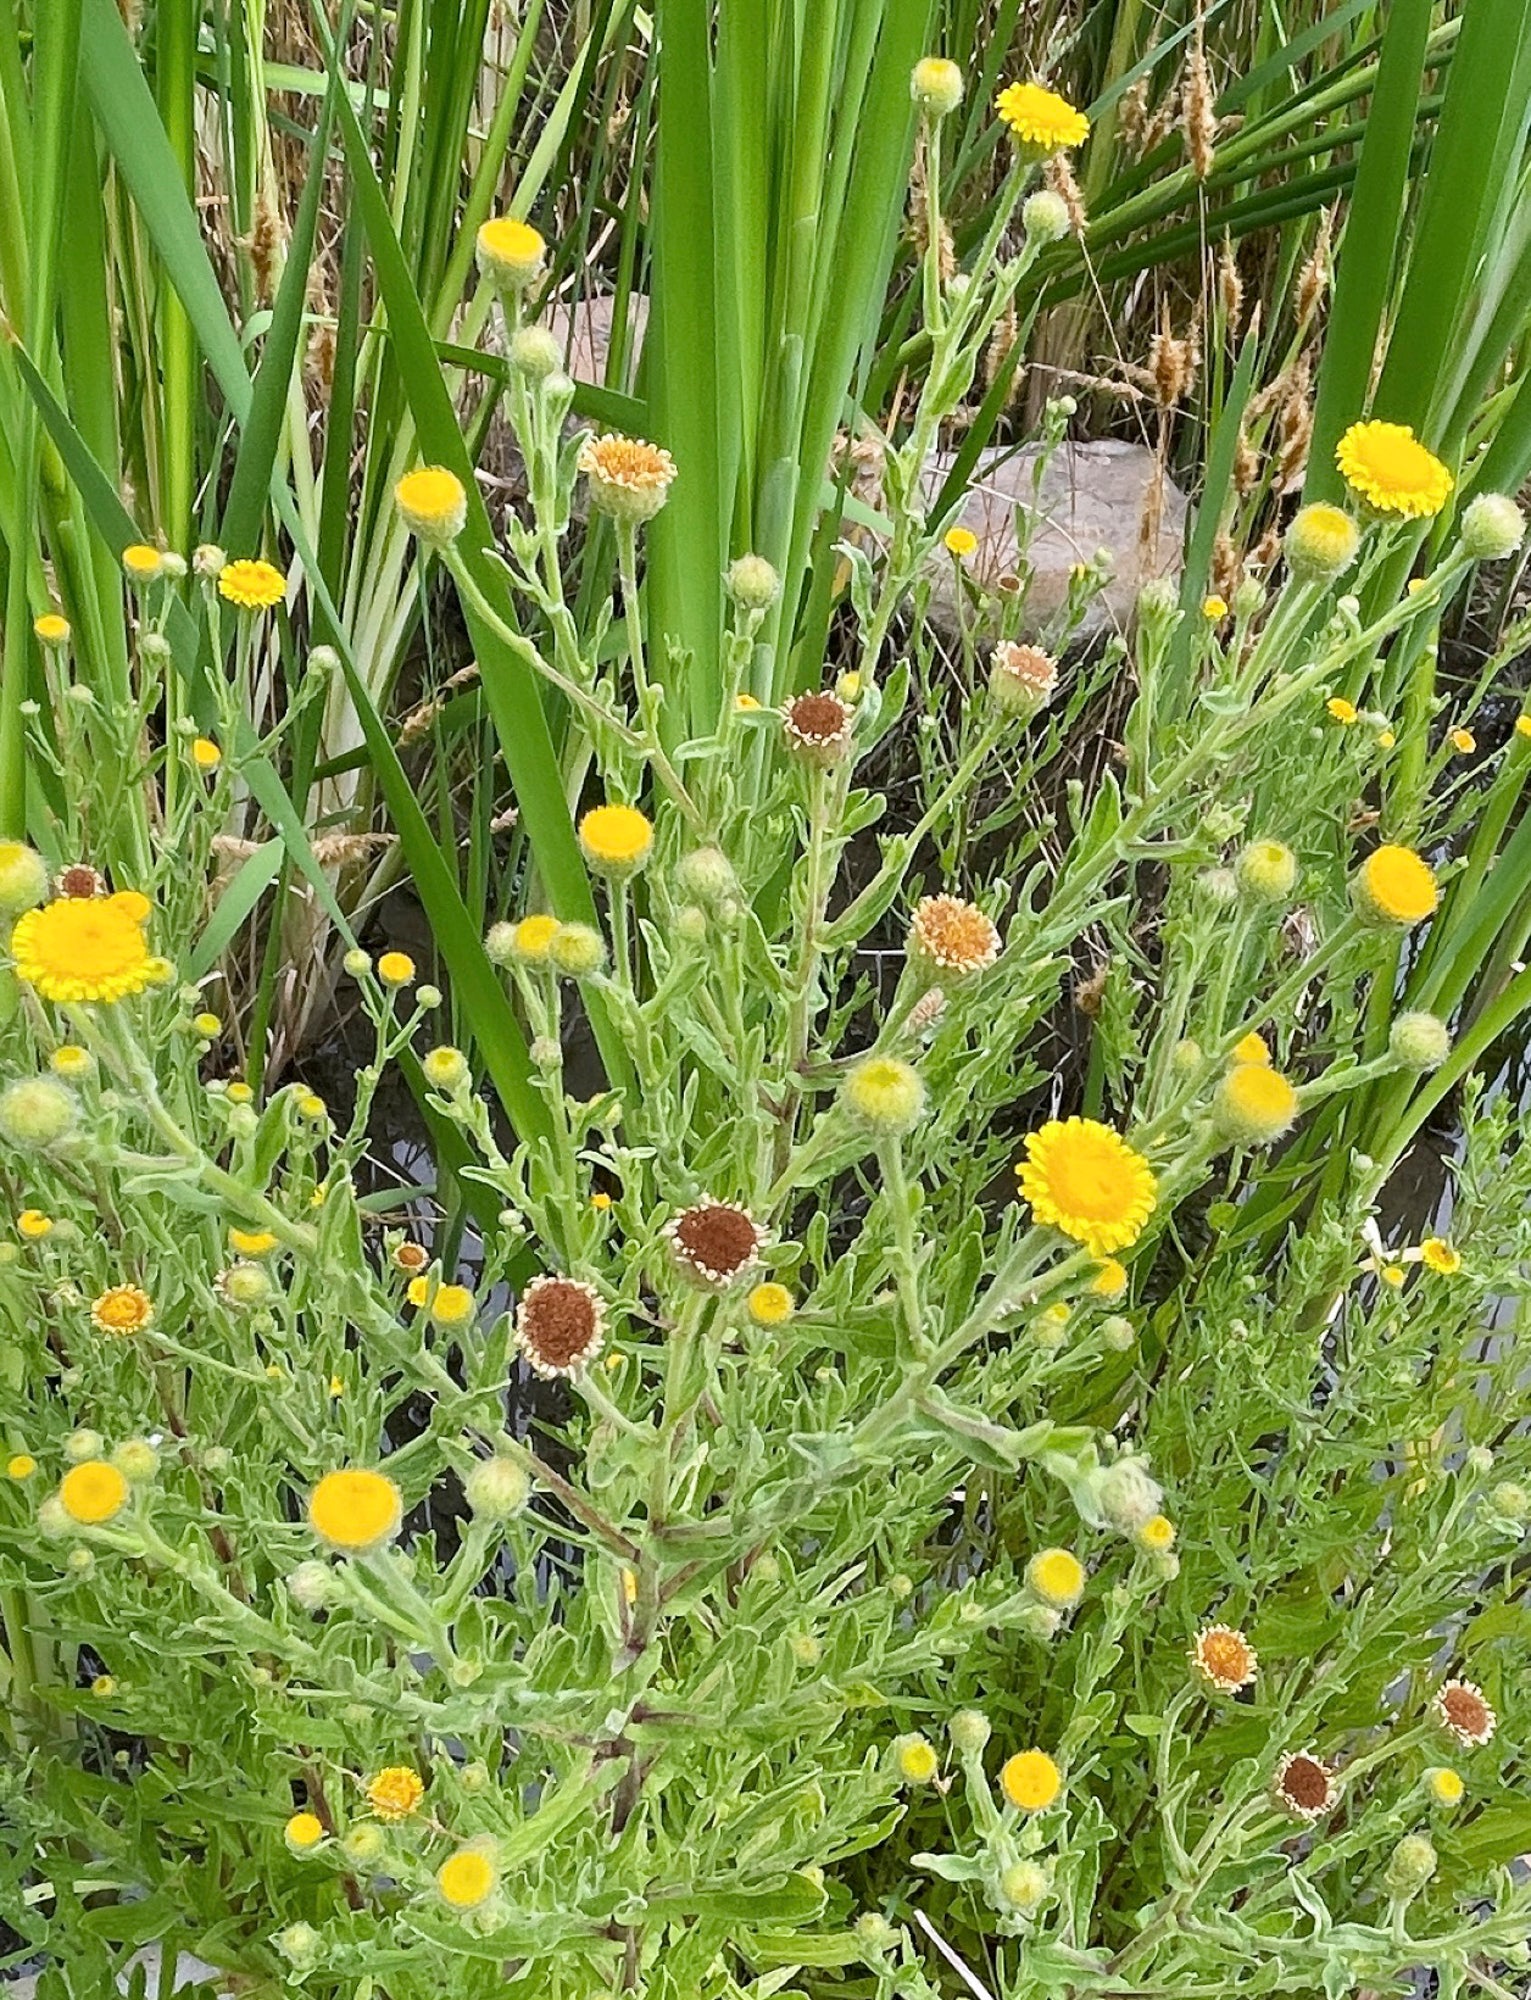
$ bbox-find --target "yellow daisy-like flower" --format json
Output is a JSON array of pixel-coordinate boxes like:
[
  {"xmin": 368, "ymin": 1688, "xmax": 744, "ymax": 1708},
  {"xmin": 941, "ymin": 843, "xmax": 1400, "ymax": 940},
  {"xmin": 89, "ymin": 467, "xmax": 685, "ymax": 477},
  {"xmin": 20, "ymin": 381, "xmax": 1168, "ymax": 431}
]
[
  {"xmin": 58, "ymin": 1459, "xmax": 130, "ymax": 1525},
  {"xmin": 476, "ymin": 215, "xmax": 547, "ymax": 291},
  {"xmin": 1232, "ymin": 1031, "xmax": 1270, "ymax": 1066},
  {"xmin": 1026, "ymin": 1547, "xmax": 1085, "ymax": 1609},
  {"xmin": 218, "ymin": 559, "xmax": 287, "ymax": 610},
  {"xmin": 437, "ymin": 1847, "xmax": 497, "ymax": 1911},
  {"xmin": 366, "ymin": 1766, "xmax": 425, "ymax": 1821},
  {"xmin": 228, "ymin": 1228, "xmax": 280, "ymax": 1258},
  {"xmin": 1326, "ymin": 697, "xmax": 1358, "ymax": 725},
  {"xmin": 577, "ymin": 433, "xmax": 678, "ymax": 525},
  {"xmin": 90, "ymin": 1284, "xmax": 154, "ymax": 1336},
  {"xmin": 747, "ymin": 1280, "xmax": 795, "ymax": 1327},
  {"xmin": 122, "ymin": 544, "xmax": 164, "ymax": 583},
  {"xmin": 395, "ymin": 467, "xmax": 468, "ymax": 546},
  {"xmin": 377, "ymin": 951, "xmax": 416, "ymax": 988},
  {"xmin": 1336, "ymin": 421, "xmax": 1454, "ymax": 520},
  {"xmin": 1000, "ymin": 1749, "xmax": 1062, "ymax": 1812},
  {"xmin": 1420, "ymin": 1237, "xmax": 1462, "ymax": 1275},
  {"xmin": 1016, "ymin": 1117, "xmax": 1157, "ymax": 1257},
  {"xmin": 17, "ymin": 1209, "xmax": 52, "ymax": 1240},
  {"xmin": 894, "ymin": 1733, "xmax": 940, "ymax": 1784},
  {"xmin": 1425, "ymin": 1766, "xmax": 1465, "ymax": 1808},
  {"xmin": 7, "ymin": 1454, "xmax": 38, "ymax": 1481},
  {"xmin": 1137, "ymin": 1514, "xmax": 1176, "ymax": 1553},
  {"xmin": 307, "ymin": 1467, "xmax": 402, "ymax": 1553},
  {"xmin": 1090, "ymin": 1257, "xmax": 1127, "ymax": 1298},
  {"xmin": 285, "ymin": 1810, "xmax": 325, "ymax": 1852},
  {"xmin": 191, "ymin": 737, "xmax": 222, "ymax": 772},
  {"xmin": 10, "ymin": 892, "xmax": 155, "ymax": 1005},
  {"xmin": 1353, "ymin": 844, "xmax": 1439, "ymax": 926},
  {"xmin": 994, "ymin": 80, "xmax": 1089, "ymax": 154},
  {"xmin": 34, "ymin": 613, "xmax": 71, "ymax": 647},
  {"xmin": 944, "ymin": 525, "xmax": 978, "ymax": 559},
  {"xmin": 1190, "ymin": 1622, "xmax": 1257, "ymax": 1694},
  {"xmin": 579, "ymin": 803, "xmax": 654, "ymax": 876}
]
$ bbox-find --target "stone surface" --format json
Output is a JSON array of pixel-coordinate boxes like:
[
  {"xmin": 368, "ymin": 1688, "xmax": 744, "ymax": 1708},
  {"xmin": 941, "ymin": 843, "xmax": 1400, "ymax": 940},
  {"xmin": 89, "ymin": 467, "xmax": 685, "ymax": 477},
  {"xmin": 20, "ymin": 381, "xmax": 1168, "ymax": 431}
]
[
  {"xmin": 543, "ymin": 290, "xmax": 648, "ymax": 386},
  {"xmin": 921, "ymin": 440, "xmax": 1187, "ymax": 635}
]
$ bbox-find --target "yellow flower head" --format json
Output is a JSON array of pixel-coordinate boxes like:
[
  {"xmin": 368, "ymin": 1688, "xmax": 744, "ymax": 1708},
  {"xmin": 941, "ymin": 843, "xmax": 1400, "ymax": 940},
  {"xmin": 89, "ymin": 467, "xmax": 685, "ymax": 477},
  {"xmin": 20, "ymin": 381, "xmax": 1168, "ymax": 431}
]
[
  {"xmin": 192, "ymin": 737, "xmax": 222, "ymax": 771},
  {"xmin": 1202, "ymin": 595, "xmax": 1228, "ymax": 621},
  {"xmin": 1212, "ymin": 1063, "xmax": 1299, "ymax": 1147},
  {"xmin": 577, "ymin": 433, "xmax": 678, "ymax": 525},
  {"xmin": 1425, "ymin": 1766, "xmax": 1465, "ymax": 1808},
  {"xmin": 377, "ymin": 950, "xmax": 416, "ymax": 987},
  {"xmin": 842, "ymin": 1055, "xmax": 927, "ymax": 1137},
  {"xmin": 894, "ymin": 1733, "xmax": 940, "ymax": 1784},
  {"xmin": 476, "ymin": 215, "xmax": 547, "ymax": 291},
  {"xmin": 50, "ymin": 1045, "xmax": 93, "ymax": 1079},
  {"xmin": 1016, "ymin": 1117, "xmax": 1157, "ymax": 1257},
  {"xmin": 1091, "ymin": 1257, "xmax": 1127, "ymax": 1298},
  {"xmin": 415, "ymin": 1281, "xmax": 475, "ymax": 1329},
  {"xmin": 1026, "ymin": 1547, "xmax": 1085, "ymax": 1610},
  {"xmin": 91, "ymin": 1284, "xmax": 154, "ymax": 1336},
  {"xmin": 1000, "ymin": 1749, "xmax": 1062, "ymax": 1812},
  {"xmin": 122, "ymin": 544, "xmax": 164, "ymax": 583},
  {"xmin": 736, "ymin": 693, "xmax": 762, "ymax": 711},
  {"xmin": 1190, "ymin": 1622, "xmax": 1257, "ymax": 1694},
  {"xmin": 911, "ymin": 57, "xmax": 964, "ymax": 118},
  {"xmin": 18, "ymin": 1209, "xmax": 52, "ymax": 1240},
  {"xmin": 228, "ymin": 1228, "xmax": 280, "ymax": 1258},
  {"xmin": 505, "ymin": 912, "xmax": 562, "ymax": 963},
  {"xmin": 7, "ymin": 1453, "xmax": 37, "ymax": 1481},
  {"xmin": 747, "ymin": 1280, "xmax": 795, "ymax": 1327},
  {"xmin": 1326, "ymin": 697, "xmax": 1359, "ymax": 725},
  {"xmin": 943, "ymin": 525, "xmax": 978, "ymax": 560},
  {"xmin": 437, "ymin": 1846, "xmax": 497, "ymax": 1911},
  {"xmin": 1336, "ymin": 421, "xmax": 1454, "ymax": 519},
  {"xmin": 285, "ymin": 1810, "xmax": 325, "ymax": 1852},
  {"xmin": 1137, "ymin": 1513, "xmax": 1176, "ymax": 1553},
  {"xmin": 0, "ymin": 842, "xmax": 48, "ymax": 914},
  {"xmin": 366, "ymin": 1766, "xmax": 425, "ymax": 1821},
  {"xmin": 217, "ymin": 559, "xmax": 287, "ymax": 610},
  {"xmin": 395, "ymin": 467, "xmax": 468, "ymax": 546},
  {"xmin": 995, "ymin": 81, "xmax": 1090, "ymax": 154},
  {"xmin": 307, "ymin": 1467, "xmax": 402, "ymax": 1553},
  {"xmin": 1286, "ymin": 502, "xmax": 1361, "ymax": 581},
  {"xmin": 579, "ymin": 803, "xmax": 654, "ymax": 876},
  {"xmin": 1353, "ymin": 844, "xmax": 1439, "ymax": 926},
  {"xmin": 34, "ymin": 613, "xmax": 71, "ymax": 647},
  {"xmin": 1420, "ymin": 1237, "xmax": 1462, "ymax": 1276},
  {"xmin": 58, "ymin": 1459, "xmax": 130, "ymax": 1526},
  {"xmin": 1449, "ymin": 727, "xmax": 1476, "ymax": 756},
  {"xmin": 1232, "ymin": 1031, "xmax": 1270, "ymax": 1066},
  {"xmin": 10, "ymin": 892, "xmax": 155, "ymax": 1005}
]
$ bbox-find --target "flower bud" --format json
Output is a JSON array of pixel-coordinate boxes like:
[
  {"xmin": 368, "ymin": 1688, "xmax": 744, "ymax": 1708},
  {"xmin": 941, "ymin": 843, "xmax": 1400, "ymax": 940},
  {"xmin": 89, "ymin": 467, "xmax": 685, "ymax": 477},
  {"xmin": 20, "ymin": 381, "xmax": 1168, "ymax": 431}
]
[
  {"xmin": 910, "ymin": 56, "xmax": 963, "ymax": 118},
  {"xmin": 111, "ymin": 1439, "xmax": 158, "ymax": 1482},
  {"xmin": 1234, "ymin": 839, "xmax": 1298, "ymax": 903},
  {"xmin": 998, "ymin": 1859, "xmax": 1049, "ymax": 1912},
  {"xmin": 1212, "ymin": 1064, "xmax": 1300, "ymax": 1147},
  {"xmin": 422, "ymin": 1045, "xmax": 469, "ymax": 1092},
  {"xmin": 0, "ymin": 842, "xmax": 48, "ymax": 913},
  {"xmin": 1459, "ymin": 493, "xmax": 1525, "ymax": 563},
  {"xmin": 464, "ymin": 1455, "xmax": 531, "ymax": 1520},
  {"xmin": 675, "ymin": 845, "xmax": 739, "ymax": 907},
  {"xmin": 508, "ymin": 325, "xmax": 562, "ymax": 380},
  {"xmin": 841, "ymin": 1055, "xmax": 926, "ymax": 1137},
  {"xmin": 1389, "ymin": 1010, "xmax": 1451, "ymax": 1071},
  {"xmin": 1285, "ymin": 503, "xmax": 1360, "ymax": 581},
  {"xmin": 1384, "ymin": 1833, "xmax": 1437, "ymax": 1899},
  {"xmin": 1194, "ymin": 866, "xmax": 1240, "ymax": 909},
  {"xmin": 549, "ymin": 922, "xmax": 607, "ymax": 978},
  {"xmin": 0, "ymin": 1078, "xmax": 78, "ymax": 1149},
  {"xmin": 948, "ymin": 1709, "xmax": 992, "ymax": 1755},
  {"xmin": 726, "ymin": 551, "xmax": 783, "ymax": 611},
  {"xmin": 286, "ymin": 1560, "xmax": 335, "ymax": 1612},
  {"xmin": 277, "ymin": 1923, "xmax": 323, "ymax": 1968},
  {"xmin": 894, "ymin": 1732, "xmax": 940, "ymax": 1783},
  {"xmin": 1022, "ymin": 190, "xmax": 1071, "ymax": 243},
  {"xmin": 988, "ymin": 642, "xmax": 1057, "ymax": 720}
]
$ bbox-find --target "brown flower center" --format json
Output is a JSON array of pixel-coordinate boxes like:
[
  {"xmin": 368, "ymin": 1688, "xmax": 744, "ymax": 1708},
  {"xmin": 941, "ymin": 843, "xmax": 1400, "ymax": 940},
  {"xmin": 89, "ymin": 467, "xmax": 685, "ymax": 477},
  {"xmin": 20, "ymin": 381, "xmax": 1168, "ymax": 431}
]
[
  {"xmin": 673, "ymin": 1203, "xmax": 759, "ymax": 1279},
  {"xmin": 1441, "ymin": 1683, "xmax": 1490, "ymax": 1736},
  {"xmin": 519, "ymin": 1279, "xmax": 600, "ymax": 1369},
  {"xmin": 1278, "ymin": 1754, "xmax": 1332, "ymax": 1812},
  {"xmin": 57, "ymin": 864, "xmax": 105, "ymax": 899},
  {"xmin": 786, "ymin": 693, "xmax": 851, "ymax": 743}
]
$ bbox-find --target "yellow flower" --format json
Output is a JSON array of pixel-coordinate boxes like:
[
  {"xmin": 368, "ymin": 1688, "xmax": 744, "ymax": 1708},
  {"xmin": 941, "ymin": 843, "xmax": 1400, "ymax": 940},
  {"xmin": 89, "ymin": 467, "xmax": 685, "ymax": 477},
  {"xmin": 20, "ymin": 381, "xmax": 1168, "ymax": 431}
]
[
  {"xmin": 1090, "ymin": 1258, "xmax": 1127, "ymax": 1299},
  {"xmin": 307, "ymin": 1467, "xmax": 402, "ymax": 1553},
  {"xmin": 410, "ymin": 1280, "xmax": 474, "ymax": 1328},
  {"xmin": 1420, "ymin": 1237, "xmax": 1462, "ymax": 1275},
  {"xmin": 907, "ymin": 895, "xmax": 1001, "ymax": 980},
  {"xmin": 58, "ymin": 1459, "xmax": 130, "ymax": 1525},
  {"xmin": 1377, "ymin": 728, "xmax": 1397, "ymax": 750},
  {"xmin": 895, "ymin": 1733, "xmax": 940, "ymax": 1784},
  {"xmin": 1137, "ymin": 1514, "xmax": 1176, "ymax": 1553},
  {"xmin": 1286, "ymin": 502, "xmax": 1360, "ymax": 580},
  {"xmin": 1425, "ymin": 1767, "xmax": 1465, "ymax": 1808},
  {"xmin": 366, "ymin": 1766, "xmax": 425, "ymax": 1821},
  {"xmin": 17, "ymin": 1209, "xmax": 52, "ymax": 1240},
  {"xmin": 91, "ymin": 1674, "xmax": 116, "ymax": 1697},
  {"xmin": 1232, "ymin": 1031, "xmax": 1270, "ymax": 1066},
  {"xmin": 1212, "ymin": 1063, "xmax": 1299, "ymax": 1147},
  {"xmin": 122, "ymin": 544, "xmax": 164, "ymax": 583},
  {"xmin": 1448, "ymin": 727, "xmax": 1475, "ymax": 755},
  {"xmin": 395, "ymin": 467, "xmax": 468, "ymax": 546},
  {"xmin": 328, "ymin": 1374, "xmax": 345, "ymax": 1399},
  {"xmin": 994, "ymin": 80, "xmax": 1089, "ymax": 153},
  {"xmin": 508, "ymin": 913, "xmax": 562, "ymax": 963},
  {"xmin": 736, "ymin": 693, "xmax": 762, "ymax": 711},
  {"xmin": 437, "ymin": 1847, "xmax": 497, "ymax": 1911},
  {"xmin": 285, "ymin": 1811, "xmax": 325, "ymax": 1852},
  {"xmin": 579, "ymin": 803, "xmax": 654, "ymax": 875},
  {"xmin": 34, "ymin": 613, "xmax": 71, "ymax": 647},
  {"xmin": 577, "ymin": 433, "xmax": 678, "ymax": 524},
  {"xmin": 10, "ymin": 892, "xmax": 155, "ymax": 1004},
  {"xmin": 589, "ymin": 1190, "xmax": 613, "ymax": 1211},
  {"xmin": 377, "ymin": 951, "xmax": 416, "ymax": 987},
  {"xmin": 1517, "ymin": 715, "xmax": 1531, "ymax": 740},
  {"xmin": 1190, "ymin": 1622, "xmax": 1257, "ymax": 1693},
  {"xmin": 747, "ymin": 1281, "xmax": 796, "ymax": 1327},
  {"xmin": 1026, "ymin": 1548, "xmax": 1085, "ymax": 1609},
  {"xmin": 7, "ymin": 1454, "xmax": 37, "ymax": 1481},
  {"xmin": 476, "ymin": 216, "xmax": 546, "ymax": 291},
  {"xmin": 1000, "ymin": 1749, "xmax": 1062, "ymax": 1812},
  {"xmin": 50, "ymin": 1045, "xmax": 92, "ymax": 1079},
  {"xmin": 1016, "ymin": 1118, "xmax": 1157, "ymax": 1257},
  {"xmin": 1201, "ymin": 595, "xmax": 1228, "ymax": 621},
  {"xmin": 90, "ymin": 1284, "xmax": 154, "ymax": 1336},
  {"xmin": 228, "ymin": 1228, "xmax": 280, "ymax": 1258},
  {"xmin": 1381, "ymin": 1262, "xmax": 1406, "ymax": 1287},
  {"xmin": 192, "ymin": 737, "xmax": 222, "ymax": 771},
  {"xmin": 842, "ymin": 1056, "xmax": 927, "ymax": 1136},
  {"xmin": 217, "ymin": 559, "xmax": 287, "ymax": 609},
  {"xmin": 1326, "ymin": 697, "xmax": 1359, "ymax": 725},
  {"xmin": 943, "ymin": 525, "xmax": 978, "ymax": 559},
  {"xmin": 225, "ymin": 1082, "xmax": 254, "ymax": 1106},
  {"xmin": 1353, "ymin": 844, "xmax": 1439, "ymax": 926},
  {"xmin": 1336, "ymin": 421, "xmax": 1454, "ymax": 519}
]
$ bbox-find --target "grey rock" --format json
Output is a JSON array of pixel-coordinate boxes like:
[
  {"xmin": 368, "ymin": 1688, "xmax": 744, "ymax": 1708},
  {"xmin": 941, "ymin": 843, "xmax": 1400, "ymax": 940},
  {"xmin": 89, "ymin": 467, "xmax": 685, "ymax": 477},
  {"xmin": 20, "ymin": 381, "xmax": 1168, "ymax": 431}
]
[{"xmin": 921, "ymin": 441, "xmax": 1187, "ymax": 636}]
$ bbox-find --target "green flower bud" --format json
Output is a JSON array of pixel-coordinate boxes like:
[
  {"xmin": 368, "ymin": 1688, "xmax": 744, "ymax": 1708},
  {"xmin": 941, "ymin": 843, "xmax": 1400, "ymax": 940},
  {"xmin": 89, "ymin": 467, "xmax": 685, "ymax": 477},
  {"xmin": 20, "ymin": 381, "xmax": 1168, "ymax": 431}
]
[
  {"xmin": 1389, "ymin": 1010, "xmax": 1451, "ymax": 1071},
  {"xmin": 1459, "ymin": 493, "xmax": 1525, "ymax": 563},
  {"xmin": 1022, "ymin": 189, "xmax": 1071, "ymax": 243},
  {"xmin": 1384, "ymin": 1833, "xmax": 1437, "ymax": 1899},
  {"xmin": 0, "ymin": 841, "xmax": 48, "ymax": 913},
  {"xmin": 509, "ymin": 325, "xmax": 562, "ymax": 380},
  {"xmin": 1234, "ymin": 839, "xmax": 1298, "ymax": 903},
  {"xmin": 0, "ymin": 1078, "xmax": 79, "ymax": 1148}
]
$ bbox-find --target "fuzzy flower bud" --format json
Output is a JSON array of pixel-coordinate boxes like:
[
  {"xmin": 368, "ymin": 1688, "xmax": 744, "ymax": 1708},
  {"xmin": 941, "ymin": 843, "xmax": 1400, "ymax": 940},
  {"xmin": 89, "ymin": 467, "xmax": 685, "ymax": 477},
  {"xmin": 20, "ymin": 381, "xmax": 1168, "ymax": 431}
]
[
  {"xmin": 549, "ymin": 922, "xmax": 607, "ymax": 978},
  {"xmin": 1285, "ymin": 503, "xmax": 1360, "ymax": 582},
  {"xmin": 1022, "ymin": 190, "xmax": 1071, "ymax": 243},
  {"xmin": 0, "ymin": 842, "xmax": 49, "ymax": 913},
  {"xmin": 911, "ymin": 57, "xmax": 964, "ymax": 118},
  {"xmin": 1384, "ymin": 1833, "xmax": 1437, "ymax": 1899},
  {"xmin": 675, "ymin": 846, "xmax": 739, "ymax": 907},
  {"xmin": 508, "ymin": 325, "xmax": 562, "ymax": 380},
  {"xmin": 1235, "ymin": 839, "xmax": 1298, "ymax": 903},
  {"xmin": 999, "ymin": 1859, "xmax": 1050, "ymax": 1912},
  {"xmin": 1212, "ymin": 1063, "xmax": 1300, "ymax": 1147},
  {"xmin": 726, "ymin": 552, "xmax": 782, "ymax": 611},
  {"xmin": 422, "ymin": 1046, "xmax": 469, "ymax": 1092},
  {"xmin": 276, "ymin": 1923, "xmax": 323, "ymax": 1968},
  {"xmin": 1459, "ymin": 493, "xmax": 1525, "ymax": 563},
  {"xmin": 948, "ymin": 1708, "xmax": 992, "ymax": 1755},
  {"xmin": 841, "ymin": 1055, "xmax": 927, "ymax": 1137},
  {"xmin": 0, "ymin": 1078, "xmax": 78, "ymax": 1149},
  {"xmin": 464, "ymin": 1455, "xmax": 531, "ymax": 1521},
  {"xmin": 1389, "ymin": 1010, "xmax": 1452, "ymax": 1071},
  {"xmin": 286, "ymin": 1560, "xmax": 335, "ymax": 1613},
  {"xmin": 893, "ymin": 1732, "xmax": 940, "ymax": 1784}
]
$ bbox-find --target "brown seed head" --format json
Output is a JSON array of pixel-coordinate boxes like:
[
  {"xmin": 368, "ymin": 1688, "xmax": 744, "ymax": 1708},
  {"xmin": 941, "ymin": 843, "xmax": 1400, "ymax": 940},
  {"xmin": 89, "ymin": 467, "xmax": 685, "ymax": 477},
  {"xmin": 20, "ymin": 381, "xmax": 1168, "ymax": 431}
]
[
  {"xmin": 1274, "ymin": 1750, "xmax": 1337, "ymax": 1820},
  {"xmin": 1434, "ymin": 1678, "xmax": 1496, "ymax": 1747},
  {"xmin": 783, "ymin": 692, "xmax": 855, "ymax": 768},
  {"xmin": 56, "ymin": 865, "xmax": 106, "ymax": 899},
  {"xmin": 667, "ymin": 1200, "xmax": 764, "ymax": 1287},
  {"xmin": 514, "ymin": 1275, "xmax": 606, "ymax": 1378}
]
